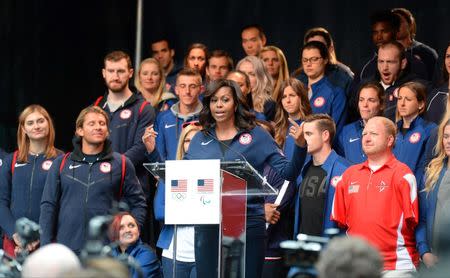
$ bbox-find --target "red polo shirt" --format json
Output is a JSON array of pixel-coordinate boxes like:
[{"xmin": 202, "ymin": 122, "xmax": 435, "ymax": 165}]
[{"xmin": 331, "ymin": 154, "xmax": 419, "ymax": 270}]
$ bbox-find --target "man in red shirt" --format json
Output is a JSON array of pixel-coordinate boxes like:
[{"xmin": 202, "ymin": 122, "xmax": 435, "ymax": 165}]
[{"xmin": 332, "ymin": 116, "xmax": 419, "ymax": 277}]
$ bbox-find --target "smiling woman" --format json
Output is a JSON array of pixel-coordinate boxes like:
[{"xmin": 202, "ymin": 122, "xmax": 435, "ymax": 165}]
[
  {"xmin": 134, "ymin": 58, "xmax": 177, "ymax": 113},
  {"xmin": 110, "ymin": 212, "xmax": 162, "ymax": 278},
  {"xmin": 0, "ymin": 104, "xmax": 61, "ymax": 257}
]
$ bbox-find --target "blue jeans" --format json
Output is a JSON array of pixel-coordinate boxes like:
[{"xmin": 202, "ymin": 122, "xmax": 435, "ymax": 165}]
[{"xmin": 162, "ymin": 256, "xmax": 196, "ymax": 278}]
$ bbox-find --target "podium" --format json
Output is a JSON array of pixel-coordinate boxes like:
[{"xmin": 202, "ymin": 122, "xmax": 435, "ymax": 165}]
[{"xmin": 144, "ymin": 160, "xmax": 277, "ymax": 278}]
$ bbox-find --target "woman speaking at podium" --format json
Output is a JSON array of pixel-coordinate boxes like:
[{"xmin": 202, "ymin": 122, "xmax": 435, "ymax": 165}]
[{"xmin": 184, "ymin": 79, "xmax": 307, "ymax": 278}]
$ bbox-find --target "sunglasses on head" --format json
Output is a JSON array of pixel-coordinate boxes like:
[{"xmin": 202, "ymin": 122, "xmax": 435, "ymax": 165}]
[{"xmin": 182, "ymin": 121, "xmax": 201, "ymax": 129}]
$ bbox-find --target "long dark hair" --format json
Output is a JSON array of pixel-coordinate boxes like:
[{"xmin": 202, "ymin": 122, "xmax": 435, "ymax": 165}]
[
  {"xmin": 274, "ymin": 78, "xmax": 312, "ymax": 148},
  {"xmin": 200, "ymin": 79, "xmax": 256, "ymax": 132}
]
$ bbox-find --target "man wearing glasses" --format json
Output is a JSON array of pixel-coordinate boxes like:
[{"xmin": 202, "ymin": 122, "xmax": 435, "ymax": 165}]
[{"xmin": 155, "ymin": 68, "xmax": 203, "ymax": 161}]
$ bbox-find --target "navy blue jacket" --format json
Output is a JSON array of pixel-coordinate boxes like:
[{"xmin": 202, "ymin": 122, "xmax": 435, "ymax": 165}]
[
  {"xmin": 408, "ymin": 40, "xmax": 438, "ymax": 83},
  {"xmin": 394, "ymin": 116, "xmax": 436, "ymax": 184},
  {"xmin": 425, "ymin": 84, "xmax": 449, "ymax": 125},
  {"xmin": 305, "ymin": 77, "xmax": 347, "ymax": 137},
  {"xmin": 297, "ymin": 63, "xmax": 354, "ymax": 97},
  {"xmin": 112, "ymin": 239, "xmax": 162, "ymax": 278},
  {"xmin": 416, "ymin": 162, "xmax": 446, "ymax": 257},
  {"xmin": 39, "ymin": 138, "xmax": 147, "ymax": 253},
  {"xmin": 294, "ymin": 150, "xmax": 349, "ymax": 237},
  {"xmin": 95, "ymin": 93, "xmax": 155, "ymax": 167},
  {"xmin": 0, "ymin": 153, "xmax": 61, "ymax": 237},
  {"xmin": 96, "ymin": 93, "xmax": 155, "ymax": 195},
  {"xmin": 155, "ymin": 102, "xmax": 202, "ymax": 161},
  {"xmin": 336, "ymin": 120, "xmax": 366, "ymax": 164},
  {"xmin": 0, "ymin": 148, "xmax": 7, "ymax": 162},
  {"xmin": 184, "ymin": 126, "xmax": 307, "ymax": 217}
]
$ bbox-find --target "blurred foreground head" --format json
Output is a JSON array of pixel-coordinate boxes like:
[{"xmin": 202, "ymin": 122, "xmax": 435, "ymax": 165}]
[
  {"xmin": 316, "ymin": 236, "xmax": 383, "ymax": 278},
  {"xmin": 22, "ymin": 243, "xmax": 81, "ymax": 278}
]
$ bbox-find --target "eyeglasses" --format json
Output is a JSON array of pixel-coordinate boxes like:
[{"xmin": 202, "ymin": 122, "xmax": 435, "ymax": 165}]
[
  {"xmin": 182, "ymin": 121, "xmax": 201, "ymax": 129},
  {"xmin": 177, "ymin": 84, "xmax": 201, "ymax": 90},
  {"xmin": 301, "ymin": 57, "xmax": 323, "ymax": 64}
]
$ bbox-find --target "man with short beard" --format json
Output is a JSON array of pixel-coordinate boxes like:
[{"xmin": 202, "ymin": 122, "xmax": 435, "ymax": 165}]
[
  {"xmin": 94, "ymin": 50, "xmax": 155, "ymax": 175},
  {"xmin": 94, "ymin": 50, "xmax": 156, "ymax": 244}
]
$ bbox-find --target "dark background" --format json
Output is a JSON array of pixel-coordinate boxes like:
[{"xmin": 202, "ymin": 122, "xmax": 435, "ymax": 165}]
[{"xmin": 1, "ymin": 0, "xmax": 449, "ymax": 152}]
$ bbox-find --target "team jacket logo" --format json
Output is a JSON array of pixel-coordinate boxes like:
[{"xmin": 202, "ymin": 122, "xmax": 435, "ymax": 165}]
[
  {"xmin": 376, "ymin": 180, "xmax": 389, "ymax": 192},
  {"xmin": 313, "ymin": 97, "xmax": 325, "ymax": 108},
  {"xmin": 14, "ymin": 162, "xmax": 27, "ymax": 167},
  {"xmin": 348, "ymin": 181, "xmax": 360, "ymax": 194},
  {"xmin": 69, "ymin": 164, "xmax": 82, "ymax": 170},
  {"xmin": 120, "ymin": 109, "xmax": 132, "ymax": 120},
  {"xmin": 393, "ymin": 88, "xmax": 399, "ymax": 98},
  {"xmin": 239, "ymin": 133, "xmax": 252, "ymax": 145},
  {"xmin": 331, "ymin": 176, "xmax": 341, "ymax": 187},
  {"xmin": 41, "ymin": 160, "xmax": 53, "ymax": 171},
  {"xmin": 0, "ymin": 159, "xmax": 2, "ymax": 167},
  {"xmin": 201, "ymin": 139, "xmax": 213, "ymax": 146},
  {"xmin": 409, "ymin": 132, "xmax": 421, "ymax": 144},
  {"xmin": 100, "ymin": 162, "xmax": 111, "ymax": 173}
]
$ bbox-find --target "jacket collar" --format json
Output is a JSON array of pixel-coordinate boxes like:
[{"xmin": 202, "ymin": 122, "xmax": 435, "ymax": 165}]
[
  {"xmin": 71, "ymin": 136, "xmax": 113, "ymax": 162},
  {"xmin": 98, "ymin": 90, "xmax": 140, "ymax": 110},
  {"xmin": 358, "ymin": 153, "xmax": 397, "ymax": 171},
  {"xmin": 170, "ymin": 101, "xmax": 203, "ymax": 120},
  {"xmin": 396, "ymin": 115, "xmax": 423, "ymax": 130},
  {"xmin": 303, "ymin": 149, "xmax": 339, "ymax": 172}
]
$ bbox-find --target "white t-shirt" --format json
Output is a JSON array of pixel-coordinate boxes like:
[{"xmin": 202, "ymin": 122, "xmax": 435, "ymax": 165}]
[{"xmin": 162, "ymin": 226, "xmax": 195, "ymax": 262}]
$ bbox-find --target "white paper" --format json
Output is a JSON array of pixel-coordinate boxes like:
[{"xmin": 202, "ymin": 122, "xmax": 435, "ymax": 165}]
[
  {"xmin": 165, "ymin": 159, "xmax": 221, "ymax": 224},
  {"xmin": 266, "ymin": 180, "xmax": 290, "ymax": 229}
]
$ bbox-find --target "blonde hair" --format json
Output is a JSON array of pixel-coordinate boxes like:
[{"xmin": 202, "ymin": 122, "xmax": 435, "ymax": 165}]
[
  {"xmin": 134, "ymin": 58, "xmax": 166, "ymax": 107},
  {"xmin": 175, "ymin": 124, "xmax": 202, "ymax": 160},
  {"xmin": 75, "ymin": 106, "xmax": 109, "ymax": 132},
  {"xmin": 260, "ymin": 46, "xmax": 290, "ymax": 101},
  {"xmin": 425, "ymin": 118, "xmax": 450, "ymax": 192},
  {"xmin": 17, "ymin": 105, "xmax": 58, "ymax": 162},
  {"xmin": 236, "ymin": 56, "xmax": 273, "ymax": 112}
]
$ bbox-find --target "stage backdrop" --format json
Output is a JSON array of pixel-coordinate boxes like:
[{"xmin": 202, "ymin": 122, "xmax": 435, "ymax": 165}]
[{"xmin": 1, "ymin": 0, "xmax": 449, "ymax": 151}]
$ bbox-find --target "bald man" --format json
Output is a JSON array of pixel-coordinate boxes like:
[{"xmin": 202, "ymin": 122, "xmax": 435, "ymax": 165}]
[
  {"xmin": 332, "ymin": 117, "xmax": 419, "ymax": 277},
  {"xmin": 22, "ymin": 243, "xmax": 81, "ymax": 278}
]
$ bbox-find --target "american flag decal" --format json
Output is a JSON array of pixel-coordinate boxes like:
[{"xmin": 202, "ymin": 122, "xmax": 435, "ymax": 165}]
[
  {"xmin": 171, "ymin": 179, "xmax": 187, "ymax": 192},
  {"xmin": 197, "ymin": 179, "xmax": 214, "ymax": 193}
]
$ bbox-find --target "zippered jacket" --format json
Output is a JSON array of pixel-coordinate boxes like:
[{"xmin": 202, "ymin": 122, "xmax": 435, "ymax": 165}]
[{"xmin": 40, "ymin": 137, "xmax": 147, "ymax": 253}]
